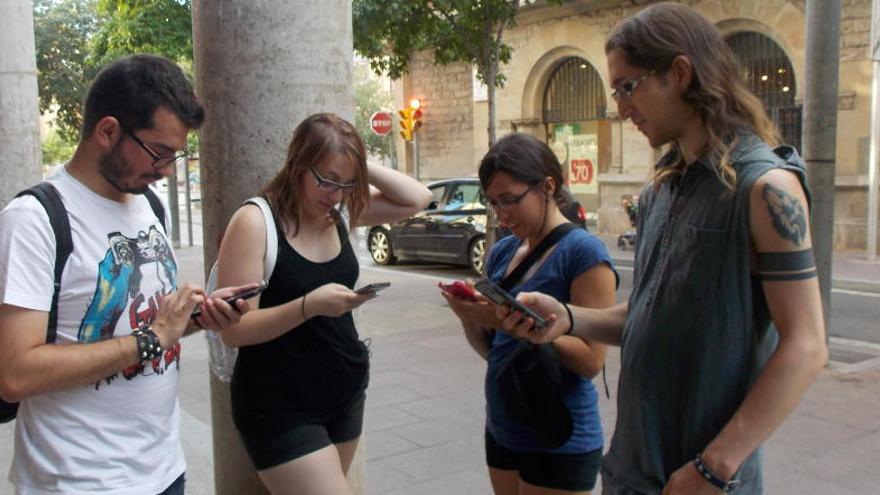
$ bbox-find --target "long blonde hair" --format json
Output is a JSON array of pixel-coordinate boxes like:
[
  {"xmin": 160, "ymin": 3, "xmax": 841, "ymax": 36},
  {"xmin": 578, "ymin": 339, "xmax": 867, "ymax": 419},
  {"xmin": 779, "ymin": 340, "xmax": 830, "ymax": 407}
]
[
  {"xmin": 605, "ymin": 2, "xmax": 779, "ymax": 188},
  {"xmin": 262, "ymin": 113, "xmax": 370, "ymax": 235}
]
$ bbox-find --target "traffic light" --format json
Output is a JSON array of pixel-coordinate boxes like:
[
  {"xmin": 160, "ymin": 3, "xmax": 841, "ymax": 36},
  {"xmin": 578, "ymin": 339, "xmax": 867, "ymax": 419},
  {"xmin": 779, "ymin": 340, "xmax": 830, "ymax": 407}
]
[
  {"xmin": 398, "ymin": 99, "xmax": 423, "ymax": 142},
  {"xmin": 398, "ymin": 107, "xmax": 415, "ymax": 141}
]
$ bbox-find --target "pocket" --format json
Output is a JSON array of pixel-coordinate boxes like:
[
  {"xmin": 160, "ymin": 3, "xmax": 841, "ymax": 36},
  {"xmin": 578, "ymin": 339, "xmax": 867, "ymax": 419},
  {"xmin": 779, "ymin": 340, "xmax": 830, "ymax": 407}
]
[{"xmin": 669, "ymin": 224, "xmax": 729, "ymax": 297}]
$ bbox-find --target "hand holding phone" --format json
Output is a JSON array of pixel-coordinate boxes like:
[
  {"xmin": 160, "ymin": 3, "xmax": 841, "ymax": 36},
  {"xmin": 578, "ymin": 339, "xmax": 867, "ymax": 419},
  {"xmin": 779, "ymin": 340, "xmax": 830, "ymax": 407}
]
[
  {"xmin": 355, "ymin": 282, "xmax": 391, "ymax": 295},
  {"xmin": 192, "ymin": 280, "xmax": 268, "ymax": 319},
  {"xmin": 474, "ymin": 279, "xmax": 548, "ymax": 329},
  {"xmin": 438, "ymin": 281, "xmax": 478, "ymax": 301}
]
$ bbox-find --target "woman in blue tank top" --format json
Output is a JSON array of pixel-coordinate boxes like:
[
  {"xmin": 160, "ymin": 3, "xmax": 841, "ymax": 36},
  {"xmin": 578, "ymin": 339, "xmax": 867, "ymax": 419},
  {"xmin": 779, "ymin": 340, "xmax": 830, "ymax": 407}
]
[
  {"xmin": 441, "ymin": 133, "xmax": 618, "ymax": 494},
  {"xmin": 212, "ymin": 113, "xmax": 432, "ymax": 494}
]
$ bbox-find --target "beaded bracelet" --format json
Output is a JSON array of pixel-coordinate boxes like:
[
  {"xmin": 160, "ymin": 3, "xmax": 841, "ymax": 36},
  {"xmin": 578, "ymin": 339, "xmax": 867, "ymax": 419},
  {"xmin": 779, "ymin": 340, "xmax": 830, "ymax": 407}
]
[{"xmin": 693, "ymin": 453, "xmax": 741, "ymax": 492}]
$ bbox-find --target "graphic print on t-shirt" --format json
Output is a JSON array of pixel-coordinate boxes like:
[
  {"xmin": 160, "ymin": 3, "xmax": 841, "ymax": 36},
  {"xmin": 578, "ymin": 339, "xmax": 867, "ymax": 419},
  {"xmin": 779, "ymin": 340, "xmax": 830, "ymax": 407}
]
[{"xmin": 77, "ymin": 225, "xmax": 181, "ymax": 386}]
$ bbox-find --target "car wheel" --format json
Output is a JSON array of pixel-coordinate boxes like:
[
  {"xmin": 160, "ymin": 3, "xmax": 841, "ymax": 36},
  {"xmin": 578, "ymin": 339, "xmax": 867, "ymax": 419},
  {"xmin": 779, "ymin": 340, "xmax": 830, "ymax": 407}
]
[
  {"xmin": 469, "ymin": 235, "xmax": 486, "ymax": 274},
  {"xmin": 368, "ymin": 228, "xmax": 397, "ymax": 265},
  {"xmin": 617, "ymin": 236, "xmax": 627, "ymax": 251}
]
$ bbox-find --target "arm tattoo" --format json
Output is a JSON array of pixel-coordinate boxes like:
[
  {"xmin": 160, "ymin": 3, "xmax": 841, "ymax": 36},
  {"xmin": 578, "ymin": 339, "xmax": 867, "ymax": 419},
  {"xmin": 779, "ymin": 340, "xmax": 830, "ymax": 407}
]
[
  {"xmin": 762, "ymin": 183, "xmax": 807, "ymax": 246},
  {"xmin": 757, "ymin": 248, "xmax": 817, "ymax": 281}
]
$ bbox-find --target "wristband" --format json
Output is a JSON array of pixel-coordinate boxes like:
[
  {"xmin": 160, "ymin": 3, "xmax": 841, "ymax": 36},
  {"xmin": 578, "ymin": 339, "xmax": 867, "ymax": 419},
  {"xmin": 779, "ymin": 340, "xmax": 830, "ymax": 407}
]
[
  {"xmin": 693, "ymin": 453, "xmax": 741, "ymax": 492},
  {"xmin": 132, "ymin": 326, "xmax": 163, "ymax": 363},
  {"xmin": 562, "ymin": 303, "xmax": 574, "ymax": 335}
]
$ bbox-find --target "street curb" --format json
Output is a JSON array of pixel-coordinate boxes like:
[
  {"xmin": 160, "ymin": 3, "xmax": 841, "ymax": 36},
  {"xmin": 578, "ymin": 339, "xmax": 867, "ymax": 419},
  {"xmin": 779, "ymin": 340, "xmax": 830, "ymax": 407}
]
[
  {"xmin": 610, "ymin": 256, "xmax": 880, "ymax": 294},
  {"xmin": 833, "ymin": 278, "xmax": 880, "ymax": 294}
]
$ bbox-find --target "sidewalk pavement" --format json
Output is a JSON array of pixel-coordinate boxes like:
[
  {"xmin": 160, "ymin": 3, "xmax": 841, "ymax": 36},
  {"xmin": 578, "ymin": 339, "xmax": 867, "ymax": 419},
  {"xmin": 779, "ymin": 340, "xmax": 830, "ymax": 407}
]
[{"xmin": 1, "ymin": 238, "xmax": 878, "ymax": 494}]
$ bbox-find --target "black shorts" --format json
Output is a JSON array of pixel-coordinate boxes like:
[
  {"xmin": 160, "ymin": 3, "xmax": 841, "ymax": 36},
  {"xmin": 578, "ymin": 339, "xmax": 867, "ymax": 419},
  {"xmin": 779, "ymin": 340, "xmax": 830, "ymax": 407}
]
[
  {"xmin": 485, "ymin": 429, "xmax": 602, "ymax": 491},
  {"xmin": 239, "ymin": 393, "xmax": 366, "ymax": 471}
]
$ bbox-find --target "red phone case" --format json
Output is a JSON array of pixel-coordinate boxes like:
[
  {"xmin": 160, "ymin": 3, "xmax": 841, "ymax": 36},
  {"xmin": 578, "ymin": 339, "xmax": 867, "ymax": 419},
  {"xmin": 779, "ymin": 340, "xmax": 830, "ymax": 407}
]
[{"xmin": 438, "ymin": 281, "xmax": 477, "ymax": 301}]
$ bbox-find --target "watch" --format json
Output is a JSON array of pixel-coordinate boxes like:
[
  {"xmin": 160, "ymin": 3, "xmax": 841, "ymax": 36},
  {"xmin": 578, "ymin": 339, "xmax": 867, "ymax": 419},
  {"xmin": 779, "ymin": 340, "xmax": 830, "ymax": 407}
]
[
  {"xmin": 693, "ymin": 453, "xmax": 741, "ymax": 492},
  {"xmin": 132, "ymin": 326, "xmax": 163, "ymax": 363}
]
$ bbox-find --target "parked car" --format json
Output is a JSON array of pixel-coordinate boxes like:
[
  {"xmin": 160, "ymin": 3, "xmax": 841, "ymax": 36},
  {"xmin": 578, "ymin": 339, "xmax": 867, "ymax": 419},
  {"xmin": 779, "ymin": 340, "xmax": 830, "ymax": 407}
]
[{"xmin": 367, "ymin": 178, "xmax": 588, "ymax": 274}]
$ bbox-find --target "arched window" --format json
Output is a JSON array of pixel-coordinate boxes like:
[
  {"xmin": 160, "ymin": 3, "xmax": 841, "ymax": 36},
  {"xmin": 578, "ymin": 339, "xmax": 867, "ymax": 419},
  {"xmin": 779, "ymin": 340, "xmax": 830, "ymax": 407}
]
[
  {"xmin": 727, "ymin": 32, "xmax": 801, "ymax": 150},
  {"xmin": 543, "ymin": 57, "xmax": 606, "ymax": 123}
]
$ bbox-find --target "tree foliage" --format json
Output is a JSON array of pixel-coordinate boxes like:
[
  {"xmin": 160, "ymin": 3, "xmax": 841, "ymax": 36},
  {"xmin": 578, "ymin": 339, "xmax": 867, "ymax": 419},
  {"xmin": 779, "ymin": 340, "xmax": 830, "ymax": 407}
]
[
  {"xmin": 353, "ymin": 0, "xmax": 562, "ymax": 145},
  {"xmin": 354, "ymin": 63, "xmax": 393, "ymax": 160},
  {"xmin": 33, "ymin": 0, "xmax": 99, "ymax": 141},
  {"xmin": 33, "ymin": 0, "xmax": 194, "ymax": 140},
  {"xmin": 91, "ymin": 0, "xmax": 193, "ymax": 65}
]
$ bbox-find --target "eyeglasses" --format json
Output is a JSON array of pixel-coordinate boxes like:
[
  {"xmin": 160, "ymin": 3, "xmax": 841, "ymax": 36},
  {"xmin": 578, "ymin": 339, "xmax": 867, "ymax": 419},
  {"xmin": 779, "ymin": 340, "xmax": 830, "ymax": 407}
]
[
  {"xmin": 124, "ymin": 130, "xmax": 188, "ymax": 169},
  {"xmin": 485, "ymin": 187, "xmax": 533, "ymax": 212},
  {"xmin": 611, "ymin": 70, "xmax": 656, "ymax": 102},
  {"xmin": 310, "ymin": 167, "xmax": 357, "ymax": 193}
]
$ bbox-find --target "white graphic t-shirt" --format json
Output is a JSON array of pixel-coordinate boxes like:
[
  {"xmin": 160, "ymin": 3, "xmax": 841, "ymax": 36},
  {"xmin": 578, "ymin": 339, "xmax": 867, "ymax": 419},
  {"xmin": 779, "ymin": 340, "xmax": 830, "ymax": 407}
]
[{"xmin": 0, "ymin": 168, "xmax": 185, "ymax": 494}]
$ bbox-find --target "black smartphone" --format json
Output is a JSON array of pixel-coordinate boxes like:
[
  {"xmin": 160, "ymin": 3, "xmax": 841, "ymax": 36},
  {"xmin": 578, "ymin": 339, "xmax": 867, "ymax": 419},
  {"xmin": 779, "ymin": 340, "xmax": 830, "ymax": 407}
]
[
  {"xmin": 355, "ymin": 282, "xmax": 391, "ymax": 295},
  {"xmin": 191, "ymin": 280, "xmax": 268, "ymax": 318},
  {"xmin": 473, "ymin": 279, "xmax": 548, "ymax": 329}
]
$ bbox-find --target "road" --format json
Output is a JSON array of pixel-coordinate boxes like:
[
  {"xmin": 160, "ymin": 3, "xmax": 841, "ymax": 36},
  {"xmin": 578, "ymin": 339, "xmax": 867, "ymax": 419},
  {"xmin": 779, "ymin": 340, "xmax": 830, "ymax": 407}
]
[{"xmin": 352, "ymin": 237, "xmax": 880, "ymax": 346}]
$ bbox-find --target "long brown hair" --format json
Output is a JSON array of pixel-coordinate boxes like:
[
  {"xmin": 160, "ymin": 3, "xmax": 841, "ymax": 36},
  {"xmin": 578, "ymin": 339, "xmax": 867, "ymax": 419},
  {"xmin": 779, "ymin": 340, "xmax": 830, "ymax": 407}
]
[
  {"xmin": 261, "ymin": 113, "xmax": 369, "ymax": 235},
  {"xmin": 605, "ymin": 2, "xmax": 779, "ymax": 188}
]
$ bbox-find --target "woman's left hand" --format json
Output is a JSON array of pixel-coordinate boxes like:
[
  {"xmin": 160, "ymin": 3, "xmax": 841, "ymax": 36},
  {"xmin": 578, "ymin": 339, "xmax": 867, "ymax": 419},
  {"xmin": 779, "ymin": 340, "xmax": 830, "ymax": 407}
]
[{"xmin": 440, "ymin": 287, "xmax": 499, "ymax": 329}]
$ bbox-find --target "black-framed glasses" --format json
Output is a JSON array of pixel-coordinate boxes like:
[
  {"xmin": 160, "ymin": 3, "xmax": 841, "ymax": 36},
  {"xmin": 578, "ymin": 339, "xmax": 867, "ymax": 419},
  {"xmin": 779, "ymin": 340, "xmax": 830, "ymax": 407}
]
[
  {"xmin": 485, "ymin": 187, "xmax": 533, "ymax": 212},
  {"xmin": 611, "ymin": 70, "xmax": 656, "ymax": 102},
  {"xmin": 124, "ymin": 130, "xmax": 188, "ymax": 169},
  {"xmin": 310, "ymin": 167, "xmax": 357, "ymax": 193}
]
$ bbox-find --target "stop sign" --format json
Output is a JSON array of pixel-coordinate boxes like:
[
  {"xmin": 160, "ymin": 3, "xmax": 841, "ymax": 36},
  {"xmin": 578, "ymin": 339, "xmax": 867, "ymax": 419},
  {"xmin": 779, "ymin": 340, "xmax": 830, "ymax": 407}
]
[{"xmin": 370, "ymin": 111, "xmax": 393, "ymax": 136}]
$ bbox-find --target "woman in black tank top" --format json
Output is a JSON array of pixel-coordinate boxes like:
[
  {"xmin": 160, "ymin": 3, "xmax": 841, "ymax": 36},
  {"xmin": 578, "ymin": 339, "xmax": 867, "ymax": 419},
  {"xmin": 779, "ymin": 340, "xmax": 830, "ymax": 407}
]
[{"xmin": 211, "ymin": 113, "xmax": 432, "ymax": 494}]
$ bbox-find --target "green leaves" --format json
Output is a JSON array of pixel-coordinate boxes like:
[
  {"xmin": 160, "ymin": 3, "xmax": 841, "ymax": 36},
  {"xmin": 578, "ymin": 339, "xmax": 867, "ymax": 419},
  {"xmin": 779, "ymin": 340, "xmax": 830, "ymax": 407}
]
[
  {"xmin": 33, "ymin": 0, "xmax": 194, "ymax": 140},
  {"xmin": 353, "ymin": 0, "xmax": 543, "ymax": 84}
]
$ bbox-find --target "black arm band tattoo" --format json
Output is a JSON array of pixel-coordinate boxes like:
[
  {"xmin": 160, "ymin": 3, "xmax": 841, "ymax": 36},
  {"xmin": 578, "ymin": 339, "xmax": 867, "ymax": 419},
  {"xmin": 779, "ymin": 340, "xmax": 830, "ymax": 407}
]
[
  {"xmin": 760, "ymin": 270, "xmax": 818, "ymax": 281},
  {"xmin": 757, "ymin": 248, "xmax": 817, "ymax": 281},
  {"xmin": 757, "ymin": 249, "xmax": 816, "ymax": 272},
  {"xmin": 762, "ymin": 183, "xmax": 807, "ymax": 246}
]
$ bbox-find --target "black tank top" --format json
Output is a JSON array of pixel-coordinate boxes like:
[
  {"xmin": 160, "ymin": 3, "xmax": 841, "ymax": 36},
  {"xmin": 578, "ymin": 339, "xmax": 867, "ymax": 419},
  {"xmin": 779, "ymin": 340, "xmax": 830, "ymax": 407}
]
[{"xmin": 230, "ymin": 212, "xmax": 368, "ymax": 437}]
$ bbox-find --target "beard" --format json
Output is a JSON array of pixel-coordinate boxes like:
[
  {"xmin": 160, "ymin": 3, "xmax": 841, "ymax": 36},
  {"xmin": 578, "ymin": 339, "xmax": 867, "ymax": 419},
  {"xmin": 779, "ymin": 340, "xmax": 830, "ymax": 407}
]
[{"xmin": 99, "ymin": 144, "xmax": 161, "ymax": 194}]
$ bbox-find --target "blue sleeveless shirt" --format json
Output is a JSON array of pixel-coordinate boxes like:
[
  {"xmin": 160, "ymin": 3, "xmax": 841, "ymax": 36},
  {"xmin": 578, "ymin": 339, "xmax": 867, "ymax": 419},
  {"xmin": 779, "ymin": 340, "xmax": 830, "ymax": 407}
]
[{"xmin": 485, "ymin": 228, "xmax": 616, "ymax": 453}]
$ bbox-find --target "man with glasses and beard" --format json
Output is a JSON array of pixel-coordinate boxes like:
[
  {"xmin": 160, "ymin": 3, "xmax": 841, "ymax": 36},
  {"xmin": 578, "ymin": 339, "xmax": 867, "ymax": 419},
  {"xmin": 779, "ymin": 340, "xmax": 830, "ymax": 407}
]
[
  {"xmin": 496, "ymin": 4, "xmax": 827, "ymax": 494},
  {"xmin": 0, "ymin": 54, "xmax": 252, "ymax": 494}
]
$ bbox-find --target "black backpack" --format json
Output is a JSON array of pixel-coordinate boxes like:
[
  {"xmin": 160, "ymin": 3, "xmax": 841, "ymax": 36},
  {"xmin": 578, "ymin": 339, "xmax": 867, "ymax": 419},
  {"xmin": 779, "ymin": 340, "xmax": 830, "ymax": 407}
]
[{"xmin": 0, "ymin": 183, "xmax": 165, "ymax": 423}]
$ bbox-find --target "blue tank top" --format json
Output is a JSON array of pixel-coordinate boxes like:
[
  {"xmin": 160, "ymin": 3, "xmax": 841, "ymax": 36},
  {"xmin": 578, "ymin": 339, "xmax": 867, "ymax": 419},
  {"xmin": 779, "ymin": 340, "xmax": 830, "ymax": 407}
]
[{"xmin": 484, "ymin": 228, "xmax": 616, "ymax": 453}]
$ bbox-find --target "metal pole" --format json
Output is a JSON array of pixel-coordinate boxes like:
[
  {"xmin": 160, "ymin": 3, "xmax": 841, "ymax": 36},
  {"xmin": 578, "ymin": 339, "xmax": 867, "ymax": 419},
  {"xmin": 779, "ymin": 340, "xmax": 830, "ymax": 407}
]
[
  {"xmin": 868, "ymin": 0, "xmax": 880, "ymax": 261},
  {"xmin": 413, "ymin": 134, "xmax": 420, "ymax": 180},
  {"xmin": 803, "ymin": 0, "xmax": 841, "ymax": 333},
  {"xmin": 184, "ymin": 157, "xmax": 193, "ymax": 247}
]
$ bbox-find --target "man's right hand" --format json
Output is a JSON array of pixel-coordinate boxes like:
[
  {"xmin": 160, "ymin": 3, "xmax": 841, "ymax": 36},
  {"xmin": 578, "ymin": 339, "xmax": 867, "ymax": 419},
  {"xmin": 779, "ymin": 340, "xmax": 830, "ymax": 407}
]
[
  {"xmin": 496, "ymin": 291, "xmax": 570, "ymax": 344},
  {"xmin": 150, "ymin": 284, "xmax": 205, "ymax": 349}
]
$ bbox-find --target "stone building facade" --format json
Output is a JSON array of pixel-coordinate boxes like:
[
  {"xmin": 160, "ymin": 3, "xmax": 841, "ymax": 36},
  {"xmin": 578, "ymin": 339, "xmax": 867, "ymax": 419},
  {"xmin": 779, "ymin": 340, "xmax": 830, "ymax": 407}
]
[{"xmin": 393, "ymin": 0, "xmax": 877, "ymax": 251}]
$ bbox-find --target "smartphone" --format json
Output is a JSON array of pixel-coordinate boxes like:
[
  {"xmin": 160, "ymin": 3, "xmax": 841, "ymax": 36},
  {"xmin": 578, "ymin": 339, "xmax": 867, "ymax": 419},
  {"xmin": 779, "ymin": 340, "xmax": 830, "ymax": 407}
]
[
  {"xmin": 191, "ymin": 280, "xmax": 268, "ymax": 318},
  {"xmin": 355, "ymin": 282, "xmax": 391, "ymax": 295},
  {"xmin": 438, "ymin": 280, "xmax": 477, "ymax": 301},
  {"xmin": 473, "ymin": 279, "xmax": 548, "ymax": 329}
]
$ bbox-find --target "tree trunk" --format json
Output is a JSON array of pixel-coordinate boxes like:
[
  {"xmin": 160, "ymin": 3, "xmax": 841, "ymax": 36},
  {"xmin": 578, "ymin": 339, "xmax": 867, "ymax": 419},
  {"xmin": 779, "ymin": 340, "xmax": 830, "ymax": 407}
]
[
  {"xmin": 192, "ymin": 1, "xmax": 362, "ymax": 493},
  {"xmin": 0, "ymin": 0, "xmax": 41, "ymax": 205}
]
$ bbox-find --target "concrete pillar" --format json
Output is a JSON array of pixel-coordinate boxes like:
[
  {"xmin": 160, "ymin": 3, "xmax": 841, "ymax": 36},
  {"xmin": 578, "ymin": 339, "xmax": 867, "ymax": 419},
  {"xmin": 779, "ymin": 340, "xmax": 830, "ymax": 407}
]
[
  {"xmin": 803, "ymin": 0, "xmax": 841, "ymax": 334},
  {"xmin": 192, "ymin": 1, "xmax": 361, "ymax": 494},
  {"xmin": 0, "ymin": 0, "xmax": 42, "ymax": 205}
]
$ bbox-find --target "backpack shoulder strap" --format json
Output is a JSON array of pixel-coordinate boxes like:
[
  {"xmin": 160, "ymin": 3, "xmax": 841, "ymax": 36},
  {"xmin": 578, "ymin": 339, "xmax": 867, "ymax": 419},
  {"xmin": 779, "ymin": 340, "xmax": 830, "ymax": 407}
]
[
  {"xmin": 244, "ymin": 197, "xmax": 278, "ymax": 279},
  {"xmin": 142, "ymin": 188, "xmax": 167, "ymax": 232},
  {"xmin": 15, "ymin": 183, "xmax": 73, "ymax": 343}
]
